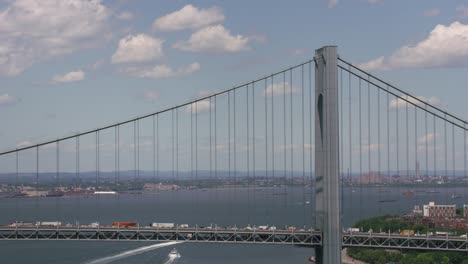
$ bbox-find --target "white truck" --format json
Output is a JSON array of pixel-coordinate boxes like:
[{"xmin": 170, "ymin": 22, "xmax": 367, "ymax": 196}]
[
  {"xmin": 151, "ymin": 223, "xmax": 175, "ymax": 228},
  {"xmin": 36, "ymin": 221, "xmax": 62, "ymax": 227}
]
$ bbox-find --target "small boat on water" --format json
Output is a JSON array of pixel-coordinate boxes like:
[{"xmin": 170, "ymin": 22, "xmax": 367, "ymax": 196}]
[
  {"xmin": 402, "ymin": 191, "xmax": 414, "ymax": 196},
  {"xmin": 451, "ymin": 194, "xmax": 461, "ymax": 199},
  {"xmin": 378, "ymin": 199, "xmax": 397, "ymax": 203},
  {"xmin": 168, "ymin": 248, "xmax": 181, "ymax": 259}
]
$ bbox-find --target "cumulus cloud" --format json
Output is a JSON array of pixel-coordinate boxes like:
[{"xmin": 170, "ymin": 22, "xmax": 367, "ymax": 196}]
[
  {"xmin": 116, "ymin": 11, "xmax": 133, "ymax": 20},
  {"xmin": 153, "ymin": 4, "xmax": 224, "ymax": 32},
  {"xmin": 173, "ymin": 25, "xmax": 249, "ymax": 53},
  {"xmin": 263, "ymin": 82, "xmax": 299, "ymax": 96},
  {"xmin": 111, "ymin": 34, "xmax": 163, "ymax": 64},
  {"xmin": 52, "ymin": 70, "xmax": 85, "ymax": 83},
  {"xmin": 0, "ymin": 0, "xmax": 110, "ymax": 76},
  {"xmin": 360, "ymin": 22, "xmax": 468, "ymax": 70},
  {"xmin": 418, "ymin": 133, "xmax": 438, "ymax": 144},
  {"xmin": 423, "ymin": 8, "xmax": 440, "ymax": 17},
  {"xmin": 0, "ymin": 94, "xmax": 16, "ymax": 106},
  {"xmin": 125, "ymin": 63, "xmax": 200, "ymax": 79},
  {"xmin": 186, "ymin": 100, "xmax": 213, "ymax": 114},
  {"xmin": 389, "ymin": 95, "xmax": 442, "ymax": 109}
]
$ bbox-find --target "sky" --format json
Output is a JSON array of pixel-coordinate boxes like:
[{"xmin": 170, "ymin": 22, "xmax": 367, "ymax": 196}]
[{"xmin": 1, "ymin": 0, "xmax": 468, "ymax": 174}]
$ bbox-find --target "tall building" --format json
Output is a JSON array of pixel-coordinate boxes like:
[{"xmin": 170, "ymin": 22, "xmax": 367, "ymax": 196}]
[{"xmin": 423, "ymin": 202, "xmax": 456, "ymax": 219}]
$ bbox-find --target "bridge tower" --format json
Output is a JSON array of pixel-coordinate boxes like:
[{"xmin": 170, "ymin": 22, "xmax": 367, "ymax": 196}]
[{"xmin": 314, "ymin": 46, "xmax": 342, "ymax": 264}]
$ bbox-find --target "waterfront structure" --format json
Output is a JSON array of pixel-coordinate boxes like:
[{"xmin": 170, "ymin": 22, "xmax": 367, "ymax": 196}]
[{"xmin": 423, "ymin": 202, "xmax": 456, "ymax": 219}]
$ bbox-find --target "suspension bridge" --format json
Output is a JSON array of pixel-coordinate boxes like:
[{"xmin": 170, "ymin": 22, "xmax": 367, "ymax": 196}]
[{"xmin": 1, "ymin": 46, "xmax": 468, "ymax": 263}]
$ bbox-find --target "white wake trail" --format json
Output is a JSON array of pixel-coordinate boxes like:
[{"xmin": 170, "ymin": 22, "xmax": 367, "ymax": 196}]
[{"xmin": 85, "ymin": 241, "xmax": 183, "ymax": 264}]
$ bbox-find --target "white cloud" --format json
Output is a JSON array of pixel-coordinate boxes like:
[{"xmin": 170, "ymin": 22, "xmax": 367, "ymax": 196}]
[
  {"xmin": 328, "ymin": 0, "xmax": 338, "ymax": 8},
  {"xmin": 359, "ymin": 22, "xmax": 468, "ymax": 70},
  {"xmin": 264, "ymin": 82, "xmax": 299, "ymax": 96},
  {"xmin": 173, "ymin": 25, "xmax": 249, "ymax": 53},
  {"xmin": 186, "ymin": 99, "xmax": 213, "ymax": 114},
  {"xmin": 423, "ymin": 8, "xmax": 440, "ymax": 17},
  {"xmin": 116, "ymin": 11, "xmax": 133, "ymax": 20},
  {"xmin": 111, "ymin": 34, "xmax": 163, "ymax": 64},
  {"xmin": 389, "ymin": 95, "xmax": 442, "ymax": 109},
  {"xmin": 456, "ymin": 5, "xmax": 468, "ymax": 19},
  {"xmin": 125, "ymin": 62, "xmax": 200, "ymax": 79},
  {"xmin": 418, "ymin": 133, "xmax": 438, "ymax": 144},
  {"xmin": 0, "ymin": 0, "xmax": 110, "ymax": 76},
  {"xmin": 53, "ymin": 70, "xmax": 85, "ymax": 83},
  {"xmin": 153, "ymin": 4, "xmax": 224, "ymax": 32},
  {"xmin": 0, "ymin": 93, "xmax": 16, "ymax": 106},
  {"xmin": 144, "ymin": 90, "xmax": 159, "ymax": 102}
]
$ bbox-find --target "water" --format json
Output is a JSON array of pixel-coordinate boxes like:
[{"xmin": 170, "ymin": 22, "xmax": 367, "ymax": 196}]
[{"xmin": 0, "ymin": 186, "xmax": 466, "ymax": 263}]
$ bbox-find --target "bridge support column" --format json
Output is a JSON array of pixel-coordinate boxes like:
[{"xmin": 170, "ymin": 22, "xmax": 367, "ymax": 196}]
[{"xmin": 314, "ymin": 46, "xmax": 341, "ymax": 264}]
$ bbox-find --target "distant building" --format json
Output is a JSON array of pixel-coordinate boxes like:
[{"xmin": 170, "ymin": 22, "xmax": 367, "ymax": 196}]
[
  {"xmin": 423, "ymin": 202, "xmax": 456, "ymax": 219},
  {"xmin": 412, "ymin": 205, "xmax": 422, "ymax": 215},
  {"xmin": 464, "ymin": 205, "xmax": 468, "ymax": 219}
]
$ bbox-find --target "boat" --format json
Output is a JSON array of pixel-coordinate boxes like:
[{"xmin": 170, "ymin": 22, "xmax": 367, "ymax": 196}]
[
  {"xmin": 45, "ymin": 190, "xmax": 65, "ymax": 197},
  {"xmin": 402, "ymin": 191, "xmax": 414, "ymax": 196},
  {"xmin": 378, "ymin": 199, "xmax": 397, "ymax": 203},
  {"xmin": 426, "ymin": 190, "xmax": 440, "ymax": 193},
  {"xmin": 451, "ymin": 194, "xmax": 461, "ymax": 199},
  {"xmin": 168, "ymin": 248, "xmax": 181, "ymax": 259}
]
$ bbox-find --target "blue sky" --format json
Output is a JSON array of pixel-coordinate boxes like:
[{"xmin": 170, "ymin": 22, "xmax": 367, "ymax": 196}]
[{"xmin": 1, "ymin": 0, "xmax": 468, "ymax": 173}]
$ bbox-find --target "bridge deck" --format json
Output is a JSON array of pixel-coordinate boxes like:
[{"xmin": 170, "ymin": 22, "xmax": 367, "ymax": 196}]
[{"xmin": 1, "ymin": 227, "xmax": 468, "ymax": 252}]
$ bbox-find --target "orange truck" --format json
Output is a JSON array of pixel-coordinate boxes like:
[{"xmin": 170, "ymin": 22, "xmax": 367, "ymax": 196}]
[
  {"xmin": 400, "ymin": 230, "xmax": 415, "ymax": 235},
  {"xmin": 112, "ymin": 222, "xmax": 137, "ymax": 227}
]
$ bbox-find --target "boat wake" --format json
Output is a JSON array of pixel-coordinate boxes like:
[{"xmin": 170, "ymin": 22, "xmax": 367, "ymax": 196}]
[{"xmin": 85, "ymin": 241, "xmax": 183, "ymax": 264}]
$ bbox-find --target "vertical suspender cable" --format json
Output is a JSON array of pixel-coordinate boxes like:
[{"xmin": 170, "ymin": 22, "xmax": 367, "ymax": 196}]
[
  {"xmin": 152, "ymin": 116, "xmax": 156, "ymax": 198},
  {"xmin": 234, "ymin": 89, "xmax": 237, "ymax": 210},
  {"xmin": 425, "ymin": 109, "xmax": 429, "ymax": 180},
  {"xmin": 348, "ymin": 68, "xmax": 353, "ymax": 223},
  {"xmin": 386, "ymin": 85, "xmax": 390, "ymax": 201},
  {"xmin": 377, "ymin": 79, "xmax": 381, "ymax": 214},
  {"xmin": 283, "ymin": 72, "xmax": 287, "ymax": 211},
  {"xmin": 247, "ymin": 84, "xmax": 250, "ymax": 225},
  {"xmin": 302, "ymin": 65, "xmax": 306, "ymax": 227},
  {"xmin": 264, "ymin": 78, "xmax": 268, "ymax": 223},
  {"xmin": 156, "ymin": 116, "xmax": 159, "ymax": 190},
  {"xmin": 464, "ymin": 123, "xmax": 467, "ymax": 200},
  {"xmin": 228, "ymin": 91, "xmax": 233, "ymax": 224},
  {"xmin": 289, "ymin": 68, "xmax": 293, "ymax": 224},
  {"xmin": 36, "ymin": 146, "xmax": 39, "ymax": 222},
  {"xmin": 445, "ymin": 114, "xmax": 448, "ymax": 184},
  {"xmin": 56, "ymin": 141, "xmax": 60, "ymax": 221},
  {"xmin": 76, "ymin": 137, "xmax": 80, "ymax": 224},
  {"xmin": 415, "ymin": 107, "xmax": 418, "ymax": 181},
  {"xmin": 15, "ymin": 151, "xmax": 19, "ymax": 222},
  {"xmin": 433, "ymin": 117, "xmax": 436, "ymax": 179},
  {"xmin": 339, "ymin": 68, "xmax": 343, "ymax": 227},
  {"xmin": 452, "ymin": 124, "xmax": 455, "ymax": 186},
  {"xmin": 406, "ymin": 102, "xmax": 409, "ymax": 181},
  {"xmin": 367, "ymin": 76, "xmax": 371, "ymax": 215},
  {"xmin": 359, "ymin": 78, "xmax": 362, "ymax": 218},
  {"xmin": 252, "ymin": 82, "xmax": 256, "ymax": 226},
  {"xmin": 215, "ymin": 96, "xmax": 218, "ymax": 214},
  {"xmin": 309, "ymin": 61, "xmax": 314, "ymax": 227}
]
